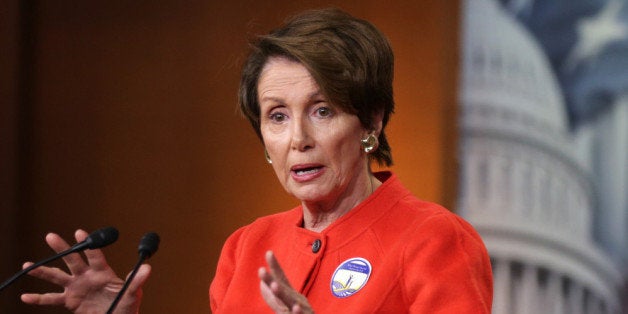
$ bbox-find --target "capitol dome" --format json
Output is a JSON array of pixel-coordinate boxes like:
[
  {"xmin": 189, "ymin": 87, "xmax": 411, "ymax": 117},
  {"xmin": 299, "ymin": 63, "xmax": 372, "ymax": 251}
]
[
  {"xmin": 461, "ymin": 0, "xmax": 568, "ymax": 133},
  {"xmin": 458, "ymin": 0, "xmax": 623, "ymax": 313}
]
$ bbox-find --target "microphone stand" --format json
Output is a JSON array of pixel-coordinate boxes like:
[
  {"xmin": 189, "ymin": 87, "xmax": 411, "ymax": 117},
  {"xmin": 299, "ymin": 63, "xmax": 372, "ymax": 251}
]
[
  {"xmin": 106, "ymin": 257, "xmax": 145, "ymax": 314},
  {"xmin": 106, "ymin": 232, "xmax": 159, "ymax": 314},
  {"xmin": 0, "ymin": 227, "xmax": 118, "ymax": 292},
  {"xmin": 1, "ymin": 248, "xmax": 80, "ymax": 291}
]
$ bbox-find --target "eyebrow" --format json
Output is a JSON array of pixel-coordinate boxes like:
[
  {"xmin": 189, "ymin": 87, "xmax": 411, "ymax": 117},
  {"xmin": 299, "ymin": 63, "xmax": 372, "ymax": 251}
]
[
  {"xmin": 259, "ymin": 90, "xmax": 325, "ymax": 104},
  {"xmin": 259, "ymin": 96, "xmax": 285, "ymax": 106}
]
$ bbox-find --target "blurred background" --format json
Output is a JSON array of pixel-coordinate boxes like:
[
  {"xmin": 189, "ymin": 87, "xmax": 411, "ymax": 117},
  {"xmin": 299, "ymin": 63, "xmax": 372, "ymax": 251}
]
[
  {"xmin": 458, "ymin": 0, "xmax": 627, "ymax": 313},
  {"xmin": 1, "ymin": 1, "xmax": 459, "ymax": 313},
  {"xmin": 1, "ymin": 0, "xmax": 626, "ymax": 313}
]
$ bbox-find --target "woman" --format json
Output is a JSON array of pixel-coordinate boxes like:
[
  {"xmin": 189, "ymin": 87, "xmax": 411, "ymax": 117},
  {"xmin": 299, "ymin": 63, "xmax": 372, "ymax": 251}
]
[
  {"xmin": 211, "ymin": 8, "xmax": 492, "ymax": 313},
  {"xmin": 20, "ymin": 8, "xmax": 492, "ymax": 314}
]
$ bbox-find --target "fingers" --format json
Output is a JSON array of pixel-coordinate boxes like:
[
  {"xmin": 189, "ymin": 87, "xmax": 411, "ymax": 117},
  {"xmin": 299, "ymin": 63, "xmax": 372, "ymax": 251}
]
[
  {"xmin": 291, "ymin": 304, "xmax": 305, "ymax": 314},
  {"xmin": 259, "ymin": 271, "xmax": 290, "ymax": 312},
  {"xmin": 46, "ymin": 231, "xmax": 87, "ymax": 275},
  {"xmin": 259, "ymin": 251, "xmax": 314, "ymax": 314},
  {"xmin": 45, "ymin": 232, "xmax": 71, "ymax": 255},
  {"xmin": 77, "ymin": 229, "xmax": 110, "ymax": 271},
  {"xmin": 113, "ymin": 264, "xmax": 151, "ymax": 312},
  {"xmin": 127, "ymin": 264, "xmax": 152, "ymax": 293},
  {"xmin": 74, "ymin": 229, "xmax": 89, "ymax": 243},
  {"xmin": 22, "ymin": 262, "xmax": 71, "ymax": 287},
  {"xmin": 265, "ymin": 251, "xmax": 288, "ymax": 281},
  {"xmin": 21, "ymin": 292, "xmax": 65, "ymax": 306},
  {"xmin": 82, "ymin": 247, "xmax": 109, "ymax": 271},
  {"xmin": 268, "ymin": 278, "xmax": 296, "ymax": 310},
  {"xmin": 259, "ymin": 252, "xmax": 289, "ymax": 298},
  {"xmin": 258, "ymin": 265, "xmax": 273, "ymax": 286}
]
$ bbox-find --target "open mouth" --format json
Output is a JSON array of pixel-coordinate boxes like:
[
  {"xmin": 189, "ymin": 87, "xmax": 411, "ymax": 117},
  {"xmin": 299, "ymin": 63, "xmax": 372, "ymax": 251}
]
[
  {"xmin": 291, "ymin": 164, "xmax": 324, "ymax": 177},
  {"xmin": 294, "ymin": 167, "xmax": 322, "ymax": 176}
]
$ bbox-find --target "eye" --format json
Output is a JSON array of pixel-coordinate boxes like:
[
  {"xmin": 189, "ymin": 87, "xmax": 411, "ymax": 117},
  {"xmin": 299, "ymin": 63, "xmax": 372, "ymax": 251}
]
[
  {"xmin": 269, "ymin": 112, "xmax": 287, "ymax": 123},
  {"xmin": 315, "ymin": 106, "xmax": 332, "ymax": 118}
]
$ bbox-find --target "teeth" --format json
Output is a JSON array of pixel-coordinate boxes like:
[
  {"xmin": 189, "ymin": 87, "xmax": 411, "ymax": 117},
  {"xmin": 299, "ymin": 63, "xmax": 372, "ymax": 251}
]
[{"xmin": 296, "ymin": 168, "xmax": 318, "ymax": 175}]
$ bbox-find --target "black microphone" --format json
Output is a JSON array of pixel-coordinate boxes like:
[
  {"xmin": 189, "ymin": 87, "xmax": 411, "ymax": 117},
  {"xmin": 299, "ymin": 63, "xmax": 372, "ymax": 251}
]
[
  {"xmin": 138, "ymin": 232, "xmax": 160, "ymax": 259},
  {"xmin": 107, "ymin": 232, "xmax": 160, "ymax": 314},
  {"xmin": 0, "ymin": 226, "xmax": 119, "ymax": 292}
]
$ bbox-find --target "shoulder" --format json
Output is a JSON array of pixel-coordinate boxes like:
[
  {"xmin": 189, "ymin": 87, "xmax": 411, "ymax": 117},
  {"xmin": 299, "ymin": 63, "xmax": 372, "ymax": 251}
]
[
  {"xmin": 369, "ymin": 172, "xmax": 485, "ymax": 248},
  {"xmin": 391, "ymin": 196, "xmax": 487, "ymax": 254},
  {"xmin": 374, "ymin": 191, "xmax": 456, "ymax": 232},
  {"xmin": 413, "ymin": 202, "xmax": 482, "ymax": 243},
  {"xmin": 384, "ymin": 201, "xmax": 493, "ymax": 312}
]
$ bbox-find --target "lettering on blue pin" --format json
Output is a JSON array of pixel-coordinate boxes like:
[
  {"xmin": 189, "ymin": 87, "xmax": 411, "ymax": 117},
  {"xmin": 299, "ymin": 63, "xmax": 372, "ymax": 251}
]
[{"xmin": 330, "ymin": 257, "xmax": 372, "ymax": 298}]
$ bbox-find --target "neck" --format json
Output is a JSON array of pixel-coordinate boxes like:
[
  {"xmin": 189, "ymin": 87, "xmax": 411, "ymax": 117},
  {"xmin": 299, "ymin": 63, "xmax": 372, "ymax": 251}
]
[{"xmin": 301, "ymin": 170, "xmax": 382, "ymax": 232}]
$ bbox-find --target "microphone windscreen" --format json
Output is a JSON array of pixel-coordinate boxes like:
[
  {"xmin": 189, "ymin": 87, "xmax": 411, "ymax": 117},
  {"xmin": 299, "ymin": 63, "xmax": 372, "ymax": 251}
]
[
  {"xmin": 85, "ymin": 227, "xmax": 119, "ymax": 249},
  {"xmin": 138, "ymin": 232, "xmax": 160, "ymax": 259}
]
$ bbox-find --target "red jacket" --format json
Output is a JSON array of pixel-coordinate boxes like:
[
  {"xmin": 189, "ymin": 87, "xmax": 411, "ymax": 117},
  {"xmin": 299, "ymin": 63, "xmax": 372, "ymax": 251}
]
[{"xmin": 210, "ymin": 172, "xmax": 493, "ymax": 313}]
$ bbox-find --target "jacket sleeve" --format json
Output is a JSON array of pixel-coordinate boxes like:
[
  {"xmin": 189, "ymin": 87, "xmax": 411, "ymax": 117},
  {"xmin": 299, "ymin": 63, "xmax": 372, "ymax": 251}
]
[{"xmin": 404, "ymin": 213, "xmax": 493, "ymax": 313}]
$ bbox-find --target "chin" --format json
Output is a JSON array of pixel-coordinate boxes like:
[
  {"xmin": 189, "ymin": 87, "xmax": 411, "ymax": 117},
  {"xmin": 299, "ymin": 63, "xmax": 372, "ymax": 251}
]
[{"xmin": 290, "ymin": 186, "xmax": 330, "ymax": 204}]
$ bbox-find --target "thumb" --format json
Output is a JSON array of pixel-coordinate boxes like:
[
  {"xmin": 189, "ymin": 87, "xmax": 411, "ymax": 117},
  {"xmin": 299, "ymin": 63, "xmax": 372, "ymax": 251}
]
[
  {"xmin": 113, "ymin": 264, "xmax": 152, "ymax": 313},
  {"xmin": 127, "ymin": 264, "xmax": 152, "ymax": 293}
]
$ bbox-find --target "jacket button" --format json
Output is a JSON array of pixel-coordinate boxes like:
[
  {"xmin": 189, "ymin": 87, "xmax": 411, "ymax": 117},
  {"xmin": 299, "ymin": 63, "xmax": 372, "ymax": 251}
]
[{"xmin": 312, "ymin": 239, "xmax": 322, "ymax": 253}]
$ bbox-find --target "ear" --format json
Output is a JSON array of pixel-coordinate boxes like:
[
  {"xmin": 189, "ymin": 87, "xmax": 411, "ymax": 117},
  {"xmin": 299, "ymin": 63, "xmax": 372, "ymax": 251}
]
[{"xmin": 372, "ymin": 110, "xmax": 384, "ymax": 136}]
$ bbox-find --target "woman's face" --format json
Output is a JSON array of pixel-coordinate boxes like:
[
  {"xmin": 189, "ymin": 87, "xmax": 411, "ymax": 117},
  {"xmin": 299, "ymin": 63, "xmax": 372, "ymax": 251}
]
[{"xmin": 258, "ymin": 57, "xmax": 370, "ymax": 206}]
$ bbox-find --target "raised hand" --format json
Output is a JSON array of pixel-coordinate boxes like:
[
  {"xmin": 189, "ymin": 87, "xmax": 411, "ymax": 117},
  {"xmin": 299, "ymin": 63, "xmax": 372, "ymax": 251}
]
[
  {"xmin": 20, "ymin": 229, "xmax": 151, "ymax": 314},
  {"xmin": 258, "ymin": 250, "xmax": 314, "ymax": 314}
]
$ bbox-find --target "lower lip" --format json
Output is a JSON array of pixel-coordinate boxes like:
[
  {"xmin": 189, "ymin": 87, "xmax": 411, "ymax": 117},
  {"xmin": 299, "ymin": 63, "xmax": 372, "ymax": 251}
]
[{"xmin": 291, "ymin": 167, "xmax": 325, "ymax": 183}]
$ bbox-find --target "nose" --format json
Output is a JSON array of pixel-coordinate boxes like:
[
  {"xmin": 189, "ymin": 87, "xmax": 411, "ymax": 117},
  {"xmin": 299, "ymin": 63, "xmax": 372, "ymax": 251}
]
[{"xmin": 290, "ymin": 116, "xmax": 314, "ymax": 151}]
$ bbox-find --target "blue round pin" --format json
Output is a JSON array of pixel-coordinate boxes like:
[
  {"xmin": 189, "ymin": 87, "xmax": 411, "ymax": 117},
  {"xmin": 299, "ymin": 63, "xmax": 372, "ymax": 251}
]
[{"xmin": 330, "ymin": 257, "xmax": 372, "ymax": 298}]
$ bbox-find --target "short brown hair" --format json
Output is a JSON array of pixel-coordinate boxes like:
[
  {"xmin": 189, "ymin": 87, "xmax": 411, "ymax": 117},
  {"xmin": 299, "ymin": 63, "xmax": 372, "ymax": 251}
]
[{"xmin": 239, "ymin": 8, "xmax": 394, "ymax": 166}]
